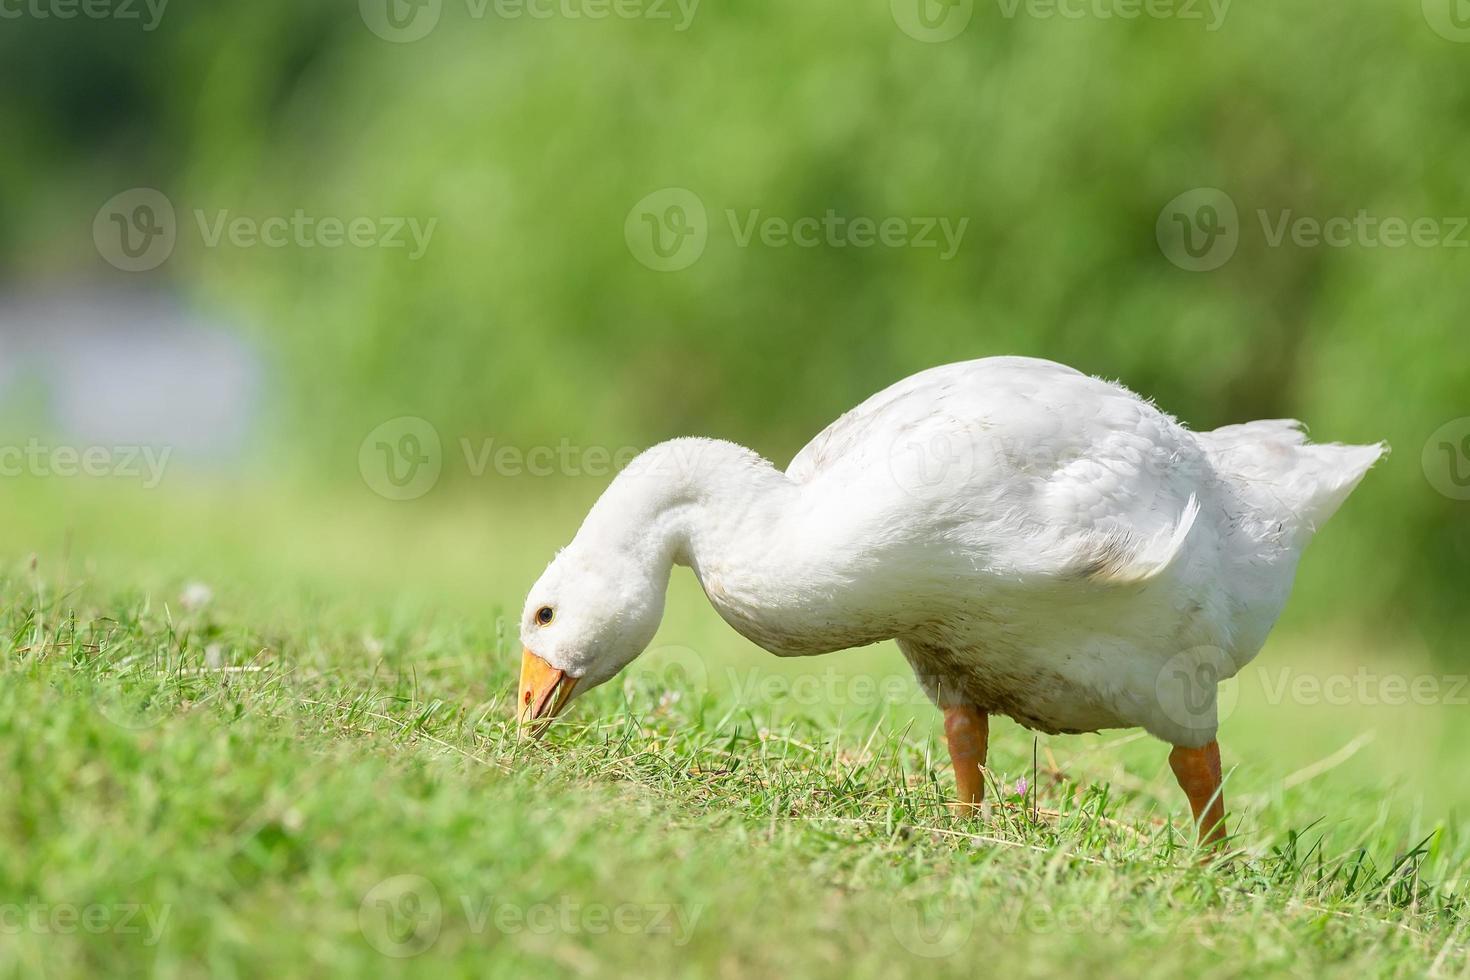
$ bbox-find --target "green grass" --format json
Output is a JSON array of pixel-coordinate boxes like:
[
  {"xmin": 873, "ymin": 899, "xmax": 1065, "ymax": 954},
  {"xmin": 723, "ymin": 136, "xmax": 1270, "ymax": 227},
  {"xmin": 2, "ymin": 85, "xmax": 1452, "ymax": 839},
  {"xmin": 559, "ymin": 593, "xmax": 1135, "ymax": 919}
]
[{"xmin": 1, "ymin": 479, "xmax": 1467, "ymax": 978}]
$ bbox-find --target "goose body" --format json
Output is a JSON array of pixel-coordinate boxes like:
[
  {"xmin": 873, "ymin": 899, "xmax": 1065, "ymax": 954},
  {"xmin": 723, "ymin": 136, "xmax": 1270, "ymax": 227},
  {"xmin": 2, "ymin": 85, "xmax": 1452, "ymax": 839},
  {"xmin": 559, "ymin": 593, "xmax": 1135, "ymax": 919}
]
[
  {"xmin": 518, "ymin": 356, "xmax": 1385, "ymax": 840},
  {"xmin": 769, "ymin": 356, "xmax": 1382, "ymax": 745}
]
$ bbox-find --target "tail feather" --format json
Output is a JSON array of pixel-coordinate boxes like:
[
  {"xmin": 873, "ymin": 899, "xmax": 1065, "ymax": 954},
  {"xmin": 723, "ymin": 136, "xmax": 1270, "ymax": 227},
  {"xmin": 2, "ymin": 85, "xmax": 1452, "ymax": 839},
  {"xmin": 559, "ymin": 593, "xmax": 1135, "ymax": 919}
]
[{"xmin": 1199, "ymin": 419, "xmax": 1387, "ymax": 535}]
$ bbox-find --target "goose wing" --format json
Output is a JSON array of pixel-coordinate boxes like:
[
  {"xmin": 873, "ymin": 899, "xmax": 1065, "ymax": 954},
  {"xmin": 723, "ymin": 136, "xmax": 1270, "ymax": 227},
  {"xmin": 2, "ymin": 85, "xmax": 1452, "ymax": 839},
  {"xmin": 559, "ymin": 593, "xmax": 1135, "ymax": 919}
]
[{"xmin": 786, "ymin": 356, "xmax": 1209, "ymax": 585}]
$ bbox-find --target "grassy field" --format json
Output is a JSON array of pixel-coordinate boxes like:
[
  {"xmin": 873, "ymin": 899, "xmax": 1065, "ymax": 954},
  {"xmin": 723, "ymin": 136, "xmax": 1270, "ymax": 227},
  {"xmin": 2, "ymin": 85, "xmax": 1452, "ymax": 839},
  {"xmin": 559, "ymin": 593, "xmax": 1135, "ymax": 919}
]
[{"xmin": 2, "ymin": 478, "xmax": 1467, "ymax": 978}]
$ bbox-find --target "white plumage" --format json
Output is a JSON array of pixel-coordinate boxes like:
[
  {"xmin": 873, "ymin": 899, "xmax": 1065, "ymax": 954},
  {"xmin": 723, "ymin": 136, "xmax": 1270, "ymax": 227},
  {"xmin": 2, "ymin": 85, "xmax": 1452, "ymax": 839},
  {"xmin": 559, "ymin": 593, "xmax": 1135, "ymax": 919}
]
[{"xmin": 520, "ymin": 356, "xmax": 1385, "ymax": 751}]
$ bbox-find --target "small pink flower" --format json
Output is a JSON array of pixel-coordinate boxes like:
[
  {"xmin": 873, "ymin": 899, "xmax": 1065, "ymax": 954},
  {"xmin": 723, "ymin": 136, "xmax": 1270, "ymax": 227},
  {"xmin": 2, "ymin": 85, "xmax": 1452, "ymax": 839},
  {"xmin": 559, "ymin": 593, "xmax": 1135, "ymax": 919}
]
[{"xmin": 1014, "ymin": 777, "xmax": 1028, "ymax": 797}]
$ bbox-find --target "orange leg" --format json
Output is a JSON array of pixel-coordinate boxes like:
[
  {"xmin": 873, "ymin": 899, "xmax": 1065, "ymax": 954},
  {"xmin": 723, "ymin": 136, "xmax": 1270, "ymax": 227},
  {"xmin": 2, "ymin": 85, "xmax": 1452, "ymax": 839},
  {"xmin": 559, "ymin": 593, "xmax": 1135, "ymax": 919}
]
[
  {"xmin": 943, "ymin": 706, "xmax": 989, "ymax": 816},
  {"xmin": 1168, "ymin": 741, "xmax": 1227, "ymax": 848}
]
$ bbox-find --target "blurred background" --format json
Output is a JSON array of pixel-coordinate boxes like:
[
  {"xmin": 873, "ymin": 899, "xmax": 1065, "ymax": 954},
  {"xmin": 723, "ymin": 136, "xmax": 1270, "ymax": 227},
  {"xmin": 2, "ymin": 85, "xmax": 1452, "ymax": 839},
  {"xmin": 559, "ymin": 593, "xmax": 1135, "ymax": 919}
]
[{"xmin": 0, "ymin": 0, "xmax": 1466, "ymax": 653}]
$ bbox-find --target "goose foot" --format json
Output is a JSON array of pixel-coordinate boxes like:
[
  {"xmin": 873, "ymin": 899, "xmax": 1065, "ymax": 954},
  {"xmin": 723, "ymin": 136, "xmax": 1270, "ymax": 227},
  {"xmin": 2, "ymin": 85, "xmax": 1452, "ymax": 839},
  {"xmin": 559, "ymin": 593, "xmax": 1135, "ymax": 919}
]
[{"xmin": 943, "ymin": 705, "xmax": 989, "ymax": 818}]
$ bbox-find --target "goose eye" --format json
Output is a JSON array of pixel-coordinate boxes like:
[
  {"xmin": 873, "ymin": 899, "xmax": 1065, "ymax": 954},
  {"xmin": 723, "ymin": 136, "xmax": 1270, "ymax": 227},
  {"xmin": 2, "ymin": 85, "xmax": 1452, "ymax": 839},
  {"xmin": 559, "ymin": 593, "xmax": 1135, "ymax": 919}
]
[{"xmin": 535, "ymin": 605, "xmax": 555, "ymax": 626}]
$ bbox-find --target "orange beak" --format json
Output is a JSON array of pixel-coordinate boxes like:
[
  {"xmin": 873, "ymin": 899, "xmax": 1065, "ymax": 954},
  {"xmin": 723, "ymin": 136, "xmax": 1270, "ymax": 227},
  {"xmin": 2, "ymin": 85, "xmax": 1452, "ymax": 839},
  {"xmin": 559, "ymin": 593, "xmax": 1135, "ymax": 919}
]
[{"xmin": 517, "ymin": 648, "xmax": 579, "ymax": 738}]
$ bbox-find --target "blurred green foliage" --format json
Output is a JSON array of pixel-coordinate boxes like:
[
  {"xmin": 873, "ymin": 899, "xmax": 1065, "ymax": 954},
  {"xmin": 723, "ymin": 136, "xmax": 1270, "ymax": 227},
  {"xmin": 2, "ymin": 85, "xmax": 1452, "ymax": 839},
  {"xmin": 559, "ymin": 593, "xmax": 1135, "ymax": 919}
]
[{"xmin": 1, "ymin": 0, "xmax": 1466, "ymax": 643}]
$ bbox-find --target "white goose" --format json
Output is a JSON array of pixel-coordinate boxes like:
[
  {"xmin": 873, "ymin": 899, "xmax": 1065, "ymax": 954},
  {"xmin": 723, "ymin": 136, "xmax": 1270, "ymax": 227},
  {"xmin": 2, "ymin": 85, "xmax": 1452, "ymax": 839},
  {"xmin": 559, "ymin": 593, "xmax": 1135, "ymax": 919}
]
[{"xmin": 516, "ymin": 356, "xmax": 1384, "ymax": 845}]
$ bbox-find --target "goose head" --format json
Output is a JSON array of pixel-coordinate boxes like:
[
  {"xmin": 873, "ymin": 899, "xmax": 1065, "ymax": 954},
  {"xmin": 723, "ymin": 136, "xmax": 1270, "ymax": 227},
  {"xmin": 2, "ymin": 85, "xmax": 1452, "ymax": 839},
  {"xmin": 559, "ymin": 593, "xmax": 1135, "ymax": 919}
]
[
  {"xmin": 513, "ymin": 437, "xmax": 789, "ymax": 735},
  {"xmin": 516, "ymin": 543, "xmax": 667, "ymax": 735}
]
